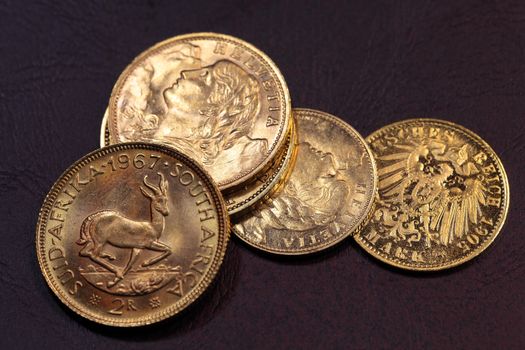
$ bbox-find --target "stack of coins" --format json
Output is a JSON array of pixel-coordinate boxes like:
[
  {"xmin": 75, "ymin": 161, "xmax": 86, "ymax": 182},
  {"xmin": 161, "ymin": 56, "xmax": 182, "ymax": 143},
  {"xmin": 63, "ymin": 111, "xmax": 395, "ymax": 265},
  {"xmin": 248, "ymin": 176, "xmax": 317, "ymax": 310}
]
[{"xmin": 36, "ymin": 33, "xmax": 509, "ymax": 326}]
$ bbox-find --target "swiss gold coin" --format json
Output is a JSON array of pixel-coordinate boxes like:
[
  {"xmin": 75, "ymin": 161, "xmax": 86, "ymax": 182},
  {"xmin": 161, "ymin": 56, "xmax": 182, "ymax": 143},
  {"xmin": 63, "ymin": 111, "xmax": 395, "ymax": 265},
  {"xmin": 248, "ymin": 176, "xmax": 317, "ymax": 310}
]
[
  {"xmin": 225, "ymin": 115, "xmax": 297, "ymax": 215},
  {"xmin": 233, "ymin": 108, "xmax": 377, "ymax": 255},
  {"xmin": 108, "ymin": 32, "xmax": 291, "ymax": 191},
  {"xmin": 36, "ymin": 143, "xmax": 229, "ymax": 326},
  {"xmin": 355, "ymin": 119, "xmax": 509, "ymax": 271}
]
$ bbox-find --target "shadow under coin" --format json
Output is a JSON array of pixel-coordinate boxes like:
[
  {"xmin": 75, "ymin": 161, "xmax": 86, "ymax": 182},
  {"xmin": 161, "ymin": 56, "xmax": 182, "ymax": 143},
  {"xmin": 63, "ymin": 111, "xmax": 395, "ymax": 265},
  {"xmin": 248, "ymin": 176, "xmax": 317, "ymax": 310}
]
[{"xmin": 348, "ymin": 238, "xmax": 475, "ymax": 278}]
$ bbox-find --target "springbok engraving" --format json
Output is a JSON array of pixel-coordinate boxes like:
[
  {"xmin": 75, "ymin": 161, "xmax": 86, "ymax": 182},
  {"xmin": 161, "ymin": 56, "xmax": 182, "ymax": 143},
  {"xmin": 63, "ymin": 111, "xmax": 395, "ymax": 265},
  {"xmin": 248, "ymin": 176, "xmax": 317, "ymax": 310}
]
[{"xmin": 77, "ymin": 172, "xmax": 172, "ymax": 288}]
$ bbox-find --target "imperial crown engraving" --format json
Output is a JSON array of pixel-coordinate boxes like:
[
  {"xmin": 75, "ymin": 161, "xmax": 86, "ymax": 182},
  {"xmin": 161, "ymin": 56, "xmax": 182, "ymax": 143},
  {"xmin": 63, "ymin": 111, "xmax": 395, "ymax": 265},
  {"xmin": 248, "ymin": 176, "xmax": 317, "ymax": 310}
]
[{"xmin": 76, "ymin": 172, "xmax": 180, "ymax": 294}]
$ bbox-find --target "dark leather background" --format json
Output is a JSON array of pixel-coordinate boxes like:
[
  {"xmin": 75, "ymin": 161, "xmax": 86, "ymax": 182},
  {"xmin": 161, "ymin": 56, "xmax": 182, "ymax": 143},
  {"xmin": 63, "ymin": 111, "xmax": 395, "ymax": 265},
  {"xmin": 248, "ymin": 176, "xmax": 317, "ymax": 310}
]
[{"xmin": 1, "ymin": 1, "xmax": 524, "ymax": 349}]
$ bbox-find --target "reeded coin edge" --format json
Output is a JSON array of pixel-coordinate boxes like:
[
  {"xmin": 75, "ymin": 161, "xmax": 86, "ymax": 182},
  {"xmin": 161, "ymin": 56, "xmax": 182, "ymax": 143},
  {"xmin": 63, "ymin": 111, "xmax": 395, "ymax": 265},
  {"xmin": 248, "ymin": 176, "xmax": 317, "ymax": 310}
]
[
  {"xmin": 232, "ymin": 108, "xmax": 378, "ymax": 255},
  {"xmin": 227, "ymin": 116, "xmax": 296, "ymax": 214},
  {"xmin": 355, "ymin": 118, "xmax": 510, "ymax": 271},
  {"xmin": 36, "ymin": 142, "xmax": 230, "ymax": 327},
  {"xmin": 108, "ymin": 32, "xmax": 292, "ymax": 190},
  {"xmin": 100, "ymin": 108, "xmax": 110, "ymax": 147}
]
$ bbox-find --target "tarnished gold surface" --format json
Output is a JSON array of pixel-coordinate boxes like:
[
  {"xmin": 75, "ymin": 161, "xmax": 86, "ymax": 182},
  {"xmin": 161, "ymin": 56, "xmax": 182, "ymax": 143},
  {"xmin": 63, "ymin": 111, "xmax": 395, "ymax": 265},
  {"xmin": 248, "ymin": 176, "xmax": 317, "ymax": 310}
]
[
  {"xmin": 233, "ymin": 108, "xmax": 377, "ymax": 255},
  {"xmin": 355, "ymin": 119, "xmax": 509, "ymax": 271},
  {"xmin": 225, "ymin": 115, "xmax": 297, "ymax": 215},
  {"xmin": 36, "ymin": 143, "xmax": 229, "ymax": 326},
  {"xmin": 108, "ymin": 32, "xmax": 291, "ymax": 191}
]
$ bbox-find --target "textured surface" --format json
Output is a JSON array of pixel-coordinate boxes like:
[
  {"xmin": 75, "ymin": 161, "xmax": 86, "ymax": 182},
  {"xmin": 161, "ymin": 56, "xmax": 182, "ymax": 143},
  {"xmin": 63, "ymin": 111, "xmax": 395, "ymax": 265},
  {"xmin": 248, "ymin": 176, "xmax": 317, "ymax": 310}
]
[{"xmin": 1, "ymin": 0, "xmax": 524, "ymax": 349}]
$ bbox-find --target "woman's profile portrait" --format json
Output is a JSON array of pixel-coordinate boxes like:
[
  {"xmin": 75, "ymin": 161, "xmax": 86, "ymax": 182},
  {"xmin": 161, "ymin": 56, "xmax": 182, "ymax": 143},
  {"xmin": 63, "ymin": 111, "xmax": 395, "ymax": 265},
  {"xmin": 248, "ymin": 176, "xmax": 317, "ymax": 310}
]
[
  {"xmin": 236, "ymin": 142, "xmax": 353, "ymax": 243},
  {"xmin": 117, "ymin": 43, "xmax": 269, "ymax": 183}
]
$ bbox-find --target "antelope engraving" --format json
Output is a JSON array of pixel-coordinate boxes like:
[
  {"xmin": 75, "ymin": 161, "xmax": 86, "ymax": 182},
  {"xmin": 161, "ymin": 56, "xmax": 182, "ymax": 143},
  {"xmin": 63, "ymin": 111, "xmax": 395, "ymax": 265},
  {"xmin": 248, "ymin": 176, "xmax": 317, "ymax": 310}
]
[{"xmin": 77, "ymin": 172, "xmax": 172, "ymax": 287}]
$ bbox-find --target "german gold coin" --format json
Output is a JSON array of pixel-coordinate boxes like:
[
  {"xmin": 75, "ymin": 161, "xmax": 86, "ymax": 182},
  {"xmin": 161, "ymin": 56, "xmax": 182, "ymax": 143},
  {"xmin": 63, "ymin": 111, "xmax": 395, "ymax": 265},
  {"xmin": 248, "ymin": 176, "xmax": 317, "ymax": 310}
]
[
  {"xmin": 233, "ymin": 108, "xmax": 377, "ymax": 255},
  {"xmin": 225, "ymin": 115, "xmax": 297, "ymax": 215},
  {"xmin": 108, "ymin": 32, "xmax": 291, "ymax": 191},
  {"xmin": 36, "ymin": 143, "xmax": 229, "ymax": 326},
  {"xmin": 355, "ymin": 119, "xmax": 509, "ymax": 271}
]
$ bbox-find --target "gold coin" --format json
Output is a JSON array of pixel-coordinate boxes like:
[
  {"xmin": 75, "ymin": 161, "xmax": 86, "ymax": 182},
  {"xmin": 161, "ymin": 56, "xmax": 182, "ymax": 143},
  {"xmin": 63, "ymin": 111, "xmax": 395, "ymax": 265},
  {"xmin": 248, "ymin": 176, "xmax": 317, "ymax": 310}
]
[
  {"xmin": 108, "ymin": 32, "xmax": 292, "ymax": 191},
  {"xmin": 225, "ymin": 115, "xmax": 297, "ymax": 215},
  {"xmin": 233, "ymin": 108, "xmax": 377, "ymax": 255},
  {"xmin": 36, "ymin": 143, "xmax": 229, "ymax": 326},
  {"xmin": 355, "ymin": 119, "xmax": 509, "ymax": 271}
]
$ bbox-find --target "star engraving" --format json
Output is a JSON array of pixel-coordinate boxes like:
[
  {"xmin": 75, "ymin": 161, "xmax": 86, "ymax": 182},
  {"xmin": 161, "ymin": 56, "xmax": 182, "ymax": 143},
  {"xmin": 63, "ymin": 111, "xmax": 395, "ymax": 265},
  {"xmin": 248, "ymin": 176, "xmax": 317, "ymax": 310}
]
[
  {"xmin": 149, "ymin": 297, "xmax": 161, "ymax": 309},
  {"xmin": 88, "ymin": 293, "xmax": 101, "ymax": 306}
]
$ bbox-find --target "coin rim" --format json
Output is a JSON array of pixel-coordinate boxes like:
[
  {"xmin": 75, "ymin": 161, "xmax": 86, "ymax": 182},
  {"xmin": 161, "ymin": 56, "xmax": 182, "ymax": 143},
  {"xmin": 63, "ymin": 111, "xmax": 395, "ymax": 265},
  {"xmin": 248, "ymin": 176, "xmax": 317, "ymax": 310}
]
[
  {"xmin": 354, "ymin": 118, "xmax": 510, "ymax": 271},
  {"xmin": 233, "ymin": 108, "xmax": 378, "ymax": 255},
  {"xmin": 36, "ymin": 142, "xmax": 230, "ymax": 327},
  {"xmin": 107, "ymin": 32, "xmax": 292, "ymax": 190},
  {"xmin": 226, "ymin": 115, "xmax": 296, "ymax": 214}
]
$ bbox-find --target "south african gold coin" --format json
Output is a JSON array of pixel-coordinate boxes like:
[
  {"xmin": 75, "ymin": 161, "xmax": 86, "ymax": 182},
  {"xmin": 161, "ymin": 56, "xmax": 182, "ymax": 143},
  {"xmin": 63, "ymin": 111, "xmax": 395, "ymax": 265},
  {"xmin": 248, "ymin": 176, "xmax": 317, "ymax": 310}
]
[
  {"xmin": 233, "ymin": 108, "xmax": 377, "ymax": 255},
  {"xmin": 225, "ymin": 115, "xmax": 297, "ymax": 215},
  {"xmin": 355, "ymin": 119, "xmax": 509, "ymax": 271},
  {"xmin": 36, "ymin": 143, "xmax": 229, "ymax": 326},
  {"xmin": 108, "ymin": 32, "xmax": 291, "ymax": 191}
]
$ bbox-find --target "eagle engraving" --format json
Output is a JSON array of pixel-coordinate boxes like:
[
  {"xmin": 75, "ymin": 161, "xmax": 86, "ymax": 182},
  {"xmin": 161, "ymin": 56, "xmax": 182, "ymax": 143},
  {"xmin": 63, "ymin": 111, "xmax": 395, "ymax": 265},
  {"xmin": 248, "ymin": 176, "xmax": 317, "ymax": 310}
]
[{"xmin": 376, "ymin": 140, "xmax": 486, "ymax": 247}]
